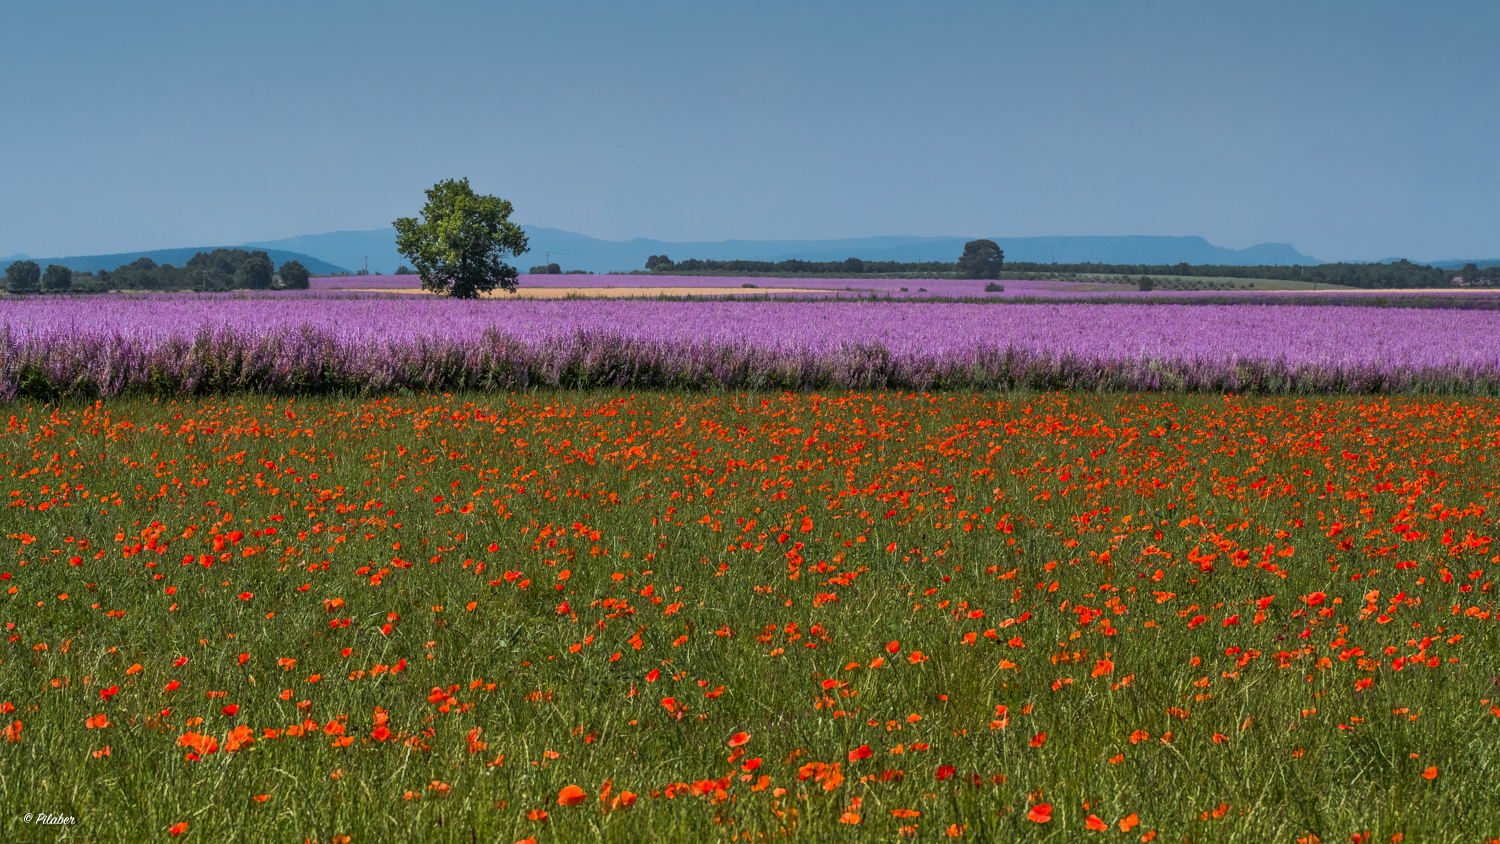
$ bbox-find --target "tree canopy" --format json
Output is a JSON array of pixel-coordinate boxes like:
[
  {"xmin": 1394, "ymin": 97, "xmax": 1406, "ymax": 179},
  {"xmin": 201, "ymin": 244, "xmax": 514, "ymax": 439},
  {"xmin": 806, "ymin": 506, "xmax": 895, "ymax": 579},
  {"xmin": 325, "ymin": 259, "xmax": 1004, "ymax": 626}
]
[
  {"xmin": 234, "ymin": 253, "xmax": 274, "ymax": 290},
  {"xmin": 5, "ymin": 260, "xmax": 41, "ymax": 294},
  {"xmin": 41, "ymin": 264, "xmax": 72, "ymax": 292},
  {"xmin": 393, "ymin": 178, "xmax": 528, "ymax": 298},
  {"xmin": 957, "ymin": 239, "xmax": 1004, "ymax": 280},
  {"xmin": 278, "ymin": 260, "xmax": 310, "ymax": 290}
]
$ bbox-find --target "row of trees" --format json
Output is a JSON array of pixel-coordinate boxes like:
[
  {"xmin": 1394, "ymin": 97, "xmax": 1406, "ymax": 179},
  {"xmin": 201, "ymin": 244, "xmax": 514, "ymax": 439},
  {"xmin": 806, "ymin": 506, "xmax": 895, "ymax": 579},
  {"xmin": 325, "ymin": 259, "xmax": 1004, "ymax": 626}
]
[
  {"xmin": 4, "ymin": 251, "xmax": 311, "ymax": 294},
  {"xmin": 1002, "ymin": 259, "xmax": 1489, "ymax": 289},
  {"xmin": 642, "ymin": 248, "xmax": 1495, "ymax": 289},
  {"xmin": 643, "ymin": 240, "xmax": 1007, "ymax": 280}
]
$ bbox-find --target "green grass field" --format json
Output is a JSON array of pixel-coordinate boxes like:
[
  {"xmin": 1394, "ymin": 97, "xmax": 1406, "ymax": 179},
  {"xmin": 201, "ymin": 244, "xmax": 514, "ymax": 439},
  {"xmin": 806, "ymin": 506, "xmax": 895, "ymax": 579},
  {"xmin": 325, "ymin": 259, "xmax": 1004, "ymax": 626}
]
[{"xmin": 1, "ymin": 391, "xmax": 1496, "ymax": 842}]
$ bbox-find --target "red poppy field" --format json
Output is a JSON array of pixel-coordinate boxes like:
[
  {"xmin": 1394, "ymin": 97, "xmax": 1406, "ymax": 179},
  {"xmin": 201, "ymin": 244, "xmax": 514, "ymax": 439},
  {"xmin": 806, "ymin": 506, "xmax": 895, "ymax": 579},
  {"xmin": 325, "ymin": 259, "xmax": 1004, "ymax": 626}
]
[{"xmin": 1, "ymin": 391, "xmax": 1497, "ymax": 842}]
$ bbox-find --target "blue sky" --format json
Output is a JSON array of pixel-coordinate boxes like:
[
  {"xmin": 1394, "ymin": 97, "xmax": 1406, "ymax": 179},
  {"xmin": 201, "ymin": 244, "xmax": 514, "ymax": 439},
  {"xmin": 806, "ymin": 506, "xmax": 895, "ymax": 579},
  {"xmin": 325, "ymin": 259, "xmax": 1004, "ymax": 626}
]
[{"xmin": 2, "ymin": 0, "xmax": 1496, "ymax": 262}]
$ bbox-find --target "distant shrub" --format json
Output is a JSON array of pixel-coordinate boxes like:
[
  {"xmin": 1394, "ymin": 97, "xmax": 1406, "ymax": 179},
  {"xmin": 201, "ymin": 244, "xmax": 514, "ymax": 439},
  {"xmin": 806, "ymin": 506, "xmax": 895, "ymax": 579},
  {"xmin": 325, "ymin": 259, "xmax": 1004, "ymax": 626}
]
[
  {"xmin": 1138, "ymin": 276, "xmax": 1155, "ymax": 291},
  {"xmin": 742, "ymin": 283, "xmax": 758, "ymax": 288},
  {"xmin": 984, "ymin": 282, "xmax": 1005, "ymax": 292}
]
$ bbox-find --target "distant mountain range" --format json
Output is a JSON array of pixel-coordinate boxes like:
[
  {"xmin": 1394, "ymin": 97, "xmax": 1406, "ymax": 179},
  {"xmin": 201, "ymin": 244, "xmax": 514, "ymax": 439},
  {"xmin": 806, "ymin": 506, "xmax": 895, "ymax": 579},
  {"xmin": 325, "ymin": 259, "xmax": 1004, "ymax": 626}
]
[
  {"xmin": 244, "ymin": 228, "xmax": 1326, "ymax": 275},
  {"xmin": 8, "ymin": 232, "xmax": 1496, "ymax": 277}
]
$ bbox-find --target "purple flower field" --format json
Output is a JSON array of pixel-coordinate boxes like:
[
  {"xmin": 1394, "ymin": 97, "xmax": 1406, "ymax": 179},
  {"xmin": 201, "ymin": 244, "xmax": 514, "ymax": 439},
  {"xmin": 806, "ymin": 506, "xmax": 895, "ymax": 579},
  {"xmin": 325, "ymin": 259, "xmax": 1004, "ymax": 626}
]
[
  {"xmin": 2, "ymin": 293, "xmax": 1499, "ymax": 398},
  {"xmin": 310, "ymin": 273, "xmax": 1012, "ymax": 296},
  {"xmin": 312, "ymin": 272, "xmax": 1500, "ymax": 303}
]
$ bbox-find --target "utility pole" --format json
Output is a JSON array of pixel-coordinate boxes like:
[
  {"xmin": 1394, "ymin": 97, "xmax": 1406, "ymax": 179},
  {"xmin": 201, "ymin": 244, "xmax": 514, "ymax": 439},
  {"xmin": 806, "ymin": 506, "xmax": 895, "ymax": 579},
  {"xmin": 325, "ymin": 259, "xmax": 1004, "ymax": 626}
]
[{"xmin": 364, "ymin": 256, "xmax": 369, "ymax": 276}]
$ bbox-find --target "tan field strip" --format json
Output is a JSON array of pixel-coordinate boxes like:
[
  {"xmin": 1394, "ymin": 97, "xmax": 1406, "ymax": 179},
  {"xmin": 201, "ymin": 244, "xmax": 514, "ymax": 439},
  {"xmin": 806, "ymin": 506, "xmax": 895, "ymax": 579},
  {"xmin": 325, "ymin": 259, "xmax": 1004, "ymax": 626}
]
[{"xmin": 330, "ymin": 286, "xmax": 836, "ymax": 298}]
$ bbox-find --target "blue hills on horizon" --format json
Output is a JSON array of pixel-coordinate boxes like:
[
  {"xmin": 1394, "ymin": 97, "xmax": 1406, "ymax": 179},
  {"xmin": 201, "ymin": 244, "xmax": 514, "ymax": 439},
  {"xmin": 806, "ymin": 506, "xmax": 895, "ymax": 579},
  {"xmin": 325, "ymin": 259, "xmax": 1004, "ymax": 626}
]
[
  {"xmin": 7, "ymin": 230, "xmax": 1496, "ymax": 277},
  {"xmin": 243, "ymin": 228, "xmax": 1328, "ymax": 276}
]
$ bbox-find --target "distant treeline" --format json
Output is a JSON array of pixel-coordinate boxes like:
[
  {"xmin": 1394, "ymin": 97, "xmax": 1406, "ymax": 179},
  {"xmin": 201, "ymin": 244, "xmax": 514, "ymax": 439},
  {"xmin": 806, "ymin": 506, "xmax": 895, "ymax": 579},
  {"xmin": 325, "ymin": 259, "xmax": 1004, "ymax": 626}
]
[
  {"xmin": 5, "ymin": 249, "xmax": 311, "ymax": 294},
  {"xmin": 642, "ymin": 254, "xmax": 1491, "ymax": 289},
  {"xmin": 1005, "ymin": 260, "xmax": 1494, "ymax": 289},
  {"xmin": 648, "ymin": 256, "xmax": 958, "ymax": 275}
]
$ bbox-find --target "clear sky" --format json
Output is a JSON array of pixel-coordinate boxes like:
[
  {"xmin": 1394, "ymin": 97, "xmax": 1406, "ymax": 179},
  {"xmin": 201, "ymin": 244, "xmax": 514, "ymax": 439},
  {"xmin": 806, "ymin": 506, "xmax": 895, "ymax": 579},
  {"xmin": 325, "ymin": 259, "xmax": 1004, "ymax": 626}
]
[{"xmin": 2, "ymin": 0, "xmax": 1496, "ymax": 262}]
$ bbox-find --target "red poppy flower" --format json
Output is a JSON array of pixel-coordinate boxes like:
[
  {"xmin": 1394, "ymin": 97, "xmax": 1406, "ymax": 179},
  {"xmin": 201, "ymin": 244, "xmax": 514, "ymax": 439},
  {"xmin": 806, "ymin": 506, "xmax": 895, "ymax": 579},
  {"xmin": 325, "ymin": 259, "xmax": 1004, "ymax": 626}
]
[
  {"xmin": 557, "ymin": 785, "xmax": 586, "ymax": 806},
  {"xmin": 221, "ymin": 704, "xmax": 239, "ymax": 716},
  {"xmin": 1026, "ymin": 803, "xmax": 1052, "ymax": 823},
  {"xmin": 728, "ymin": 731, "xmax": 750, "ymax": 747}
]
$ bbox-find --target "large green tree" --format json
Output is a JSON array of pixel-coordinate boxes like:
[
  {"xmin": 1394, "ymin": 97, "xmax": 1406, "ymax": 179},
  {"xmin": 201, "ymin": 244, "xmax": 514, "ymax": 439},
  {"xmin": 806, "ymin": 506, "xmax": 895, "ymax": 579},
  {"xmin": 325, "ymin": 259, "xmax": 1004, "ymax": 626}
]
[
  {"xmin": 393, "ymin": 178, "xmax": 528, "ymax": 298},
  {"xmin": 5, "ymin": 260, "xmax": 41, "ymax": 294},
  {"xmin": 956, "ymin": 239, "xmax": 1004, "ymax": 280}
]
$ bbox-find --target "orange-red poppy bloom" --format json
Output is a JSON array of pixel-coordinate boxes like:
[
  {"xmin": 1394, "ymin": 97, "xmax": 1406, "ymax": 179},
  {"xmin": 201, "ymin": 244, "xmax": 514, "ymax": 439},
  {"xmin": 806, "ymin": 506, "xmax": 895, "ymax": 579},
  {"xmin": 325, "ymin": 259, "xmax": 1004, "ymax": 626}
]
[
  {"xmin": 728, "ymin": 731, "xmax": 750, "ymax": 747},
  {"xmin": 890, "ymin": 809, "xmax": 921, "ymax": 819},
  {"xmin": 557, "ymin": 784, "xmax": 587, "ymax": 806},
  {"xmin": 1027, "ymin": 803, "xmax": 1053, "ymax": 823}
]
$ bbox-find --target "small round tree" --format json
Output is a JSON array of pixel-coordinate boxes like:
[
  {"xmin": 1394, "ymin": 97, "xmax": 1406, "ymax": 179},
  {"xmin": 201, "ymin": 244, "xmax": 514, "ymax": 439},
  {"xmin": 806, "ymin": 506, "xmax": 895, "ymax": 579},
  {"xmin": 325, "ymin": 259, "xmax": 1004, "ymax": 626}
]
[
  {"xmin": 234, "ymin": 253, "xmax": 275, "ymax": 290},
  {"xmin": 278, "ymin": 260, "xmax": 310, "ymax": 290},
  {"xmin": 5, "ymin": 260, "xmax": 41, "ymax": 295},
  {"xmin": 956, "ymin": 240, "xmax": 1003, "ymax": 280},
  {"xmin": 41, "ymin": 264, "xmax": 73, "ymax": 293}
]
